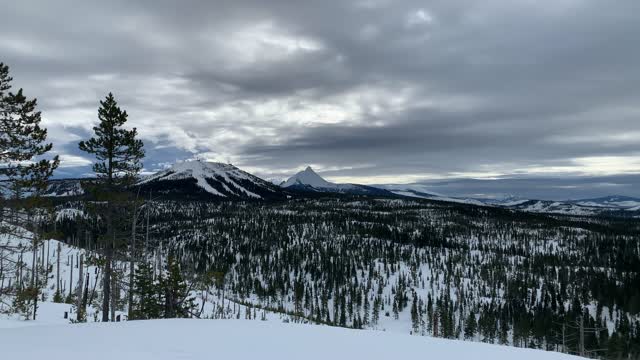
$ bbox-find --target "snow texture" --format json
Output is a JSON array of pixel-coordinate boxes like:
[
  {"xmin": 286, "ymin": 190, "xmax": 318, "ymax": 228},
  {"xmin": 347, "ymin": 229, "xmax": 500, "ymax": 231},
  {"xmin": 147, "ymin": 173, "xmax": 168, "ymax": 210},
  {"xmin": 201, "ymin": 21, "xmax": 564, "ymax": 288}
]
[{"xmin": 0, "ymin": 319, "xmax": 585, "ymax": 360}]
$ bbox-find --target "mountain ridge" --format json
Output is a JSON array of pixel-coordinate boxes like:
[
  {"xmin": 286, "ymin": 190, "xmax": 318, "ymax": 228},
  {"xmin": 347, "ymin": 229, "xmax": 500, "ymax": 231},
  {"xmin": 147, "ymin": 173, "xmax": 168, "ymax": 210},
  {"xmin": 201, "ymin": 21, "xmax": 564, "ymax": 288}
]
[{"xmin": 134, "ymin": 160, "xmax": 287, "ymax": 200}]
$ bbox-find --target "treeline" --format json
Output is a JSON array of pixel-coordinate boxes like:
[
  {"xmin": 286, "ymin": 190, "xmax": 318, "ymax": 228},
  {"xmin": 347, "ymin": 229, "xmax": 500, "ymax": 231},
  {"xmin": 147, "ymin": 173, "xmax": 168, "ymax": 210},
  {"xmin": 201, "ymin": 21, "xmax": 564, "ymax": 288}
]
[{"xmin": 57, "ymin": 198, "xmax": 637, "ymax": 360}]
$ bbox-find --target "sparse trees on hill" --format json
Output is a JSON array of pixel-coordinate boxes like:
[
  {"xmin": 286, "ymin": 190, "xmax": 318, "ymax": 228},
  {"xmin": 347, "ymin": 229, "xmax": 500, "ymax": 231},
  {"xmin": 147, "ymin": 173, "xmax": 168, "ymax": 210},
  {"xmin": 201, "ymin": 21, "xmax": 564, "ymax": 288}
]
[
  {"xmin": 0, "ymin": 62, "xmax": 59, "ymax": 320},
  {"xmin": 130, "ymin": 257, "xmax": 195, "ymax": 320}
]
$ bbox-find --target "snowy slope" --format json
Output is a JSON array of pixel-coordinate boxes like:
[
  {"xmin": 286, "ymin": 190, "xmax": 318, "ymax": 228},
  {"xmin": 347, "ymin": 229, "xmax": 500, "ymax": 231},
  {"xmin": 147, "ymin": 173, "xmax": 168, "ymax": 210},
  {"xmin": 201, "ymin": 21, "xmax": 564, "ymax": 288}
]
[
  {"xmin": 375, "ymin": 184, "xmax": 487, "ymax": 206},
  {"xmin": 392, "ymin": 190, "xmax": 486, "ymax": 206},
  {"xmin": 137, "ymin": 160, "xmax": 286, "ymax": 200},
  {"xmin": 570, "ymin": 195, "xmax": 640, "ymax": 210},
  {"xmin": 374, "ymin": 183, "xmax": 441, "ymax": 196},
  {"xmin": 0, "ymin": 221, "xmax": 118, "ymax": 322},
  {"xmin": 0, "ymin": 319, "xmax": 585, "ymax": 360},
  {"xmin": 508, "ymin": 200, "xmax": 609, "ymax": 216},
  {"xmin": 374, "ymin": 183, "xmax": 639, "ymax": 215}
]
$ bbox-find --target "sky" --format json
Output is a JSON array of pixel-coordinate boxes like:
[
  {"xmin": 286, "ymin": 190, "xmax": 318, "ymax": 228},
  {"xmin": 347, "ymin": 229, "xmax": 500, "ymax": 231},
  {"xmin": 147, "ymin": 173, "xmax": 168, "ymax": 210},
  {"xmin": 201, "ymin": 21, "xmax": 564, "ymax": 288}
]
[{"xmin": 2, "ymin": 0, "xmax": 640, "ymax": 198}]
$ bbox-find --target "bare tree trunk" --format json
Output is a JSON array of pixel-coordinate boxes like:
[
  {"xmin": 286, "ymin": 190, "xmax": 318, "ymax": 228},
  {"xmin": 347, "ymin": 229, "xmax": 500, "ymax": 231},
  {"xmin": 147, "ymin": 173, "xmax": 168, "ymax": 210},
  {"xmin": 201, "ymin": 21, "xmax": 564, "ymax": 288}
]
[
  {"xmin": 110, "ymin": 265, "xmax": 117, "ymax": 321},
  {"xmin": 145, "ymin": 190, "xmax": 151, "ymax": 256},
  {"xmin": 56, "ymin": 242, "xmax": 61, "ymax": 294},
  {"xmin": 579, "ymin": 316, "xmax": 585, "ymax": 357},
  {"xmin": 41, "ymin": 240, "xmax": 45, "ymax": 271},
  {"xmin": 102, "ymin": 259, "xmax": 111, "ymax": 321},
  {"xmin": 30, "ymin": 221, "xmax": 38, "ymax": 320},
  {"xmin": 0, "ymin": 250, "xmax": 4, "ymax": 291},
  {"xmin": 102, "ymin": 256, "xmax": 112, "ymax": 321},
  {"xmin": 46, "ymin": 240, "xmax": 50, "ymax": 276},
  {"xmin": 69, "ymin": 255, "xmax": 73, "ymax": 299},
  {"xmin": 80, "ymin": 273, "xmax": 89, "ymax": 320},
  {"xmin": 18, "ymin": 249, "xmax": 23, "ymax": 290},
  {"xmin": 128, "ymin": 205, "xmax": 138, "ymax": 319},
  {"xmin": 76, "ymin": 255, "xmax": 84, "ymax": 320},
  {"xmin": 88, "ymin": 269, "xmax": 100, "ymax": 314},
  {"xmin": 102, "ymin": 197, "xmax": 114, "ymax": 322}
]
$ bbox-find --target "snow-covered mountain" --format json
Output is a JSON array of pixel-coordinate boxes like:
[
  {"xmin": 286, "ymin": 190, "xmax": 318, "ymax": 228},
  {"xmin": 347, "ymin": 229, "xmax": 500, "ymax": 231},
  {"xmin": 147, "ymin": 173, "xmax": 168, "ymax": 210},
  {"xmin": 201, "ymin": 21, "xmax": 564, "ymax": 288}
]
[
  {"xmin": 44, "ymin": 178, "xmax": 86, "ymax": 197},
  {"xmin": 282, "ymin": 166, "xmax": 335, "ymax": 188},
  {"xmin": 0, "ymin": 178, "xmax": 87, "ymax": 199},
  {"xmin": 281, "ymin": 166, "xmax": 394, "ymax": 196},
  {"xmin": 136, "ymin": 160, "xmax": 287, "ymax": 200}
]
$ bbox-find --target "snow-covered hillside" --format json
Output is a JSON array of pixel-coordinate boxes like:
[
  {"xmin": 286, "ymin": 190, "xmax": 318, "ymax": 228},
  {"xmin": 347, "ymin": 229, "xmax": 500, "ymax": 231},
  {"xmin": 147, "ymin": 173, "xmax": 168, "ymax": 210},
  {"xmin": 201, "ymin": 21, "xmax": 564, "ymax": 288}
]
[
  {"xmin": 136, "ymin": 160, "xmax": 286, "ymax": 200},
  {"xmin": 570, "ymin": 195, "xmax": 640, "ymax": 210},
  {"xmin": 507, "ymin": 200, "xmax": 607, "ymax": 216},
  {"xmin": 374, "ymin": 184, "xmax": 488, "ymax": 206},
  {"xmin": 0, "ymin": 319, "xmax": 584, "ymax": 360},
  {"xmin": 0, "ymin": 217, "xmax": 297, "ymax": 324},
  {"xmin": 0, "ymin": 221, "xmax": 120, "ymax": 322}
]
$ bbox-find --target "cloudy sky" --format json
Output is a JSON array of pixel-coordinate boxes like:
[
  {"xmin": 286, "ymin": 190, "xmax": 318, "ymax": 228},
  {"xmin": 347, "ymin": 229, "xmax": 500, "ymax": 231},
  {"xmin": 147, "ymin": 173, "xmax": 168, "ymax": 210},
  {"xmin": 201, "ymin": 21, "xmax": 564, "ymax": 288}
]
[{"xmin": 2, "ymin": 1, "xmax": 640, "ymax": 198}]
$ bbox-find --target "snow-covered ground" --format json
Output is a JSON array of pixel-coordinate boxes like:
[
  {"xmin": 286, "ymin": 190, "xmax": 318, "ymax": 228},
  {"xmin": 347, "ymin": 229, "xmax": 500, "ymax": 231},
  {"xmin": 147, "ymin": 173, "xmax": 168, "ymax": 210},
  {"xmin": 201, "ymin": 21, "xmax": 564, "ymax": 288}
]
[
  {"xmin": 0, "ymin": 301, "xmax": 73, "ymax": 328},
  {"xmin": 0, "ymin": 318, "xmax": 585, "ymax": 360}
]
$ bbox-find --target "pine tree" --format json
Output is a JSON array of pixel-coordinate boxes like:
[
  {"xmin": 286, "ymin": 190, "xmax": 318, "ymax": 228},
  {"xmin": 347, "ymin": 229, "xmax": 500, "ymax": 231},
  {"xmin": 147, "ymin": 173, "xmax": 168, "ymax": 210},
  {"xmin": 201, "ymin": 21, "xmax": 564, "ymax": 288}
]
[
  {"xmin": 78, "ymin": 93, "xmax": 144, "ymax": 322},
  {"xmin": 0, "ymin": 62, "xmax": 59, "ymax": 320},
  {"xmin": 0, "ymin": 62, "xmax": 59, "ymax": 191},
  {"xmin": 161, "ymin": 256, "xmax": 195, "ymax": 318},
  {"xmin": 131, "ymin": 261, "xmax": 161, "ymax": 320},
  {"xmin": 0, "ymin": 62, "xmax": 59, "ymax": 203},
  {"xmin": 464, "ymin": 312, "xmax": 477, "ymax": 340},
  {"xmin": 410, "ymin": 292, "xmax": 420, "ymax": 334}
]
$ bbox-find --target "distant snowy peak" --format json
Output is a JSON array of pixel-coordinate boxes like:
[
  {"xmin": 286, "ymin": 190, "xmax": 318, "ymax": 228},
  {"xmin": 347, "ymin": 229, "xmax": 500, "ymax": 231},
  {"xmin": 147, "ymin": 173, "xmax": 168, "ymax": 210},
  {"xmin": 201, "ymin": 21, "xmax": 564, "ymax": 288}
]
[
  {"xmin": 282, "ymin": 166, "xmax": 336, "ymax": 189},
  {"xmin": 137, "ymin": 160, "xmax": 285, "ymax": 200},
  {"xmin": 281, "ymin": 166, "xmax": 392, "ymax": 196}
]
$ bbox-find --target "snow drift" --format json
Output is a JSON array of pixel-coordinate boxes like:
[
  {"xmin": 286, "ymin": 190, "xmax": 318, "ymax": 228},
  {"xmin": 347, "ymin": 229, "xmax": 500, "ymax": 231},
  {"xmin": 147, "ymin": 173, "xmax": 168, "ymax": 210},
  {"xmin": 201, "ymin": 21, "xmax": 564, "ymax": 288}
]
[{"xmin": 0, "ymin": 319, "xmax": 585, "ymax": 360}]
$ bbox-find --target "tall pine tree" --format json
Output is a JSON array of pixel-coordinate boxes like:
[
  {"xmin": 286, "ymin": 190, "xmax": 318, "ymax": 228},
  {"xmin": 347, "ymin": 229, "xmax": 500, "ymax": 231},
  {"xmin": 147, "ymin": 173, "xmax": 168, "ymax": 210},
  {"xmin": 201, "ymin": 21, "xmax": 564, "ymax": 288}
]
[
  {"xmin": 0, "ymin": 62, "xmax": 59, "ymax": 320},
  {"xmin": 78, "ymin": 92, "xmax": 144, "ymax": 322},
  {"xmin": 0, "ymin": 62, "xmax": 59, "ymax": 207}
]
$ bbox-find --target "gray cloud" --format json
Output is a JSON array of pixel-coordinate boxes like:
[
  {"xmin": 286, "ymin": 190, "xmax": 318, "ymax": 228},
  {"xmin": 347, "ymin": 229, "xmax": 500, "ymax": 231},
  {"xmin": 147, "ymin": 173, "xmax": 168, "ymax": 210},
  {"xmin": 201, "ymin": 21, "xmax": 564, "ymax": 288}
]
[{"xmin": 1, "ymin": 0, "xmax": 639, "ymax": 194}]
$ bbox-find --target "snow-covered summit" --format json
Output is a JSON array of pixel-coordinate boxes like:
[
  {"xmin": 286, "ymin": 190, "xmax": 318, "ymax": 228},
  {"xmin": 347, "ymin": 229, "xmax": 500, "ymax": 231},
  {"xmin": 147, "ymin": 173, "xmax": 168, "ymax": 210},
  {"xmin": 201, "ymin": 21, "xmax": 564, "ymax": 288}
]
[
  {"xmin": 136, "ymin": 160, "xmax": 284, "ymax": 200},
  {"xmin": 282, "ymin": 166, "xmax": 337, "ymax": 189},
  {"xmin": 280, "ymin": 166, "xmax": 395, "ymax": 196}
]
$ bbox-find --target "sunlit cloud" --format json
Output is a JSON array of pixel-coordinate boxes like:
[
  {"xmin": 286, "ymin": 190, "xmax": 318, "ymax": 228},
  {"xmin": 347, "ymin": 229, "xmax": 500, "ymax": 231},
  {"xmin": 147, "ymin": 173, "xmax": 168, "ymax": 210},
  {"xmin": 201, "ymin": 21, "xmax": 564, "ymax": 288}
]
[{"xmin": 0, "ymin": 0, "xmax": 637, "ymax": 197}]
